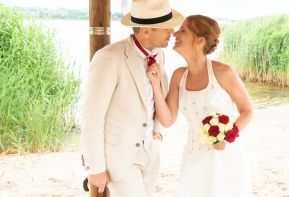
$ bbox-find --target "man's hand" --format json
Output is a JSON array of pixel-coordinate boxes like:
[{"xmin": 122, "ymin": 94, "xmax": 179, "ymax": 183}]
[{"xmin": 88, "ymin": 171, "xmax": 110, "ymax": 193}]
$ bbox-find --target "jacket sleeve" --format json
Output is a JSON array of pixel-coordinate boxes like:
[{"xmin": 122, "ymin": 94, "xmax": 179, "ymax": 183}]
[{"xmin": 80, "ymin": 49, "xmax": 117, "ymax": 174}]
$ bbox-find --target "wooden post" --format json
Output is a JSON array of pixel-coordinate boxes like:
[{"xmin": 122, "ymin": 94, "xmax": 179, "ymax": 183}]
[
  {"xmin": 88, "ymin": 0, "xmax": 111, "ymax": 196},
  {"xmin": 89, "ymin": 186, "xmax": 110, "ymax": 197},
  {"xmin": 89, "ymin": 186, "xmax": 98, "ymax": 197},
  {"xmin": 89, "ymin": 0, "xmax": 111, "ymax": 60}
]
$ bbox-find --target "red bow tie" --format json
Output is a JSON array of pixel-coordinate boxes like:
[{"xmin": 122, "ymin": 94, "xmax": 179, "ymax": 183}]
[{"xmin": 132, "ymin": 35, "xmax": 157, "ymax": 67}]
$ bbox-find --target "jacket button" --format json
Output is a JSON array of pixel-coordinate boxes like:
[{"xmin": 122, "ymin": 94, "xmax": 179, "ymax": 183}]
[
  {"xmin": 142, "ymin": 123, "xmax": 147, "ymax": 127},
  {"xmin": 135, "ymin": 143, "xmax": 140, "ymax": 147}
]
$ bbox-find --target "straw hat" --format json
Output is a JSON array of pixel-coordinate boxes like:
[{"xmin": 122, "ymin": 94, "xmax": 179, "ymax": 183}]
[{"xmin": 121, "ymin": 0, "xmax": 184, "ymax": 29}]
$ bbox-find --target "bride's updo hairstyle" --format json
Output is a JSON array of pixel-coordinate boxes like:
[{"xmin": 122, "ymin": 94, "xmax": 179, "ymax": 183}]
[{"xmin": 186, "ymin": 15, "xmax": 220, "ymax": 55}]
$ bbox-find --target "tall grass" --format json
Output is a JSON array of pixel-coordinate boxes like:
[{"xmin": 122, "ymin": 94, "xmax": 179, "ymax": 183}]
[
  {"xmin": 221, "ymin": 15, "xmax": 289, "ymax": 87},
  {"xmin": 0, "ymin": 5, "xmax": 80, "ymax": 153}
]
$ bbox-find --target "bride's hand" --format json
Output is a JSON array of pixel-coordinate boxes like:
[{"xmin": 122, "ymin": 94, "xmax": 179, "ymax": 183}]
[
  {"xmin": 147, "ymin": 63, "xmax": 161, "ymax": 86},
  {"xmin": 213, "ymin": 141, "xmax": 226, "ymax": 151}
]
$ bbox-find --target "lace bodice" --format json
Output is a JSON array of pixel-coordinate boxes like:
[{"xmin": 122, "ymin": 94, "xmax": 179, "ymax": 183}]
[{"xmin": 179, "ymin": 58, "xmax": 238, "ymax": 158}]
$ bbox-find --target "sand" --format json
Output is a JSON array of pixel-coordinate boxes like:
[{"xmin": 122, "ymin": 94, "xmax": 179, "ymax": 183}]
[{"xmin": 1, "ymin": 104, "xmax": 289, "ymax": 197}]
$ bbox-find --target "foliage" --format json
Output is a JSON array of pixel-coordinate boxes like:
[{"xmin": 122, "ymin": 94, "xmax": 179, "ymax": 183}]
[
  {"xmin": 0, "ymin": 5, "xmax": 80, "ymax": 153},
  {"xmin": 221, "ymin": 15, "xmax": 289, "ymax": 87},
  {"xmin": 15, "ymin": 7, "xmax": 123, "ymax": 21}
]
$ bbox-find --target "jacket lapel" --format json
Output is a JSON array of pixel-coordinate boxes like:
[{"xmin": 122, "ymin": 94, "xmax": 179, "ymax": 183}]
[{"xmin": 123, "ymin": 37, "xmax": 148, "ymax": 113}]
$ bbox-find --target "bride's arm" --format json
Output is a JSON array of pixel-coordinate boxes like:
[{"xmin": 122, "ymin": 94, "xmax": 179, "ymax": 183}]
[
  {"xmin": 213, "ymin": 61, "xmax": 253, "ymax": 132},
  {"xmin": 148, "ymin": 65, "xmax": 184, "ymax": 127}
]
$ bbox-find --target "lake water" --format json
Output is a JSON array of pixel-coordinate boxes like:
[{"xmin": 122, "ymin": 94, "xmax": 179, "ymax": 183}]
[{"xmin": 44, "ymin": 19, "xmax": 289, "ymax": 109}]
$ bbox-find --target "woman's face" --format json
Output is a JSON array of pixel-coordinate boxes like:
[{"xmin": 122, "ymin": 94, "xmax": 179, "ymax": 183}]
[{"xmin": 173, "ymin": 20, "xmax": 195, "ymax": 54}]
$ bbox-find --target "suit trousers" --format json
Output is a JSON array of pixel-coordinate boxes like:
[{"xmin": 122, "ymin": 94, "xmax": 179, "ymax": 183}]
[{"xmin": 108, "ymin": 139, "xmax": 161, "ymax": 197}]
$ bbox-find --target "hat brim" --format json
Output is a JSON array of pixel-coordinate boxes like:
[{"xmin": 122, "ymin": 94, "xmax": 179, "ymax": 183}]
[{"xmin": 121, "ymin": 9, "xmax": 184, "ymax": 29}]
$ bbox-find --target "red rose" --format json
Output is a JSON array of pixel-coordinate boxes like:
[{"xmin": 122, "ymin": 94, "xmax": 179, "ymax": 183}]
[
  {"xmin": 218, "ymin": 115, "xmax": 229, "ymax": 124},
  {"xmin": 208, "ymin": 125, "xmax": 220, "ymax": 137},
  {"xmin": 233, "ymin": 123, "xmax": 239, "ymax": 137},
  {"xmin": 225, "ymin": 130, "xmax": 238, "ymax": 143},
  {"xmin": 233, "ymin": 123, "xmax": 239, "ymax": 131},
  {"xmin": 202, "ymin": 116, "xmax": 213, "ymax": 125}
]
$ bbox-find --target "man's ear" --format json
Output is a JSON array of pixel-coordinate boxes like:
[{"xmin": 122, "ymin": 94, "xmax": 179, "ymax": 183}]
[{"xmin": 140, "ymin": 27, "xmax": 152, "ymax": 38}]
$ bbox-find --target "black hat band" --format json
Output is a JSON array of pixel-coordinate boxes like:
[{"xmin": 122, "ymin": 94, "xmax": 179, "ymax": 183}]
[{"xmin": 131, "ymin": 11, "xmax": 172, "ymax": 24}]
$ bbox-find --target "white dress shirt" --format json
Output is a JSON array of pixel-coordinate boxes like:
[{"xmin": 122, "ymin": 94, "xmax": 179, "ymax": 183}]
[{"xmin": 132, "ymin": 37, "xmax": 162, "ymax": 149}]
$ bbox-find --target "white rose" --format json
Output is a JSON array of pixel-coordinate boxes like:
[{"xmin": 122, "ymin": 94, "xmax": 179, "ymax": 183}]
[
  {"xmin": 198, "ymin": 131, "xmax": 210, "ymax": 144},
  {"xmin": 203, "ymin": 124, "xmax": 211, "ymax": 132},
  {"xmin": 217, "ymin": 132, "xmax": 226, "ymax": 141},
  {"xmin": 218, "ymin": 123, "xmax": 226, "ymax": 132},
  {"xmin": 211, "ymin": 113, "xmax": 219, "ymax": 118},
  {"xmin": 208, "ymin": 136, "xmax": 217, "ymax": 144},
  {"xmin": 210, "ymin": 118, "xmax": 219, "ymax": 126},
  {"xmin": 198, "ymin": 127, "xmax": 208, "ymax": 144},
  {"xmin": 225, "ymin": 122, "xmax": 234, "ymax": 130}
]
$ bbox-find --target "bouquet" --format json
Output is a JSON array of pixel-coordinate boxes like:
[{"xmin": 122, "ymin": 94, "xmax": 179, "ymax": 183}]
[{"xmin": 198, "ymin": 113, "xmax": 239, "ymax": 144}]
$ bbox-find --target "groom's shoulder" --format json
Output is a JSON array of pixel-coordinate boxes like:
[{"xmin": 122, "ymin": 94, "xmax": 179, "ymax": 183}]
[
  {"xmin": 99, "ymin": 39, "xmax": 125, "ymax": 53},
  {"xmin": 91, "ymin": 38, "xmax": 128, "ymax": 62}
]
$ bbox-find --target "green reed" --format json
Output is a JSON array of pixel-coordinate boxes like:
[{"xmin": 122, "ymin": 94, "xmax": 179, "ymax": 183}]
[
  {"xmin": 0, "ymin": 5, "xmax": 80, "ymax": 153},
  {"xmin": 221, "ymin": 15, "xmax": 289, "ymax": 87}
]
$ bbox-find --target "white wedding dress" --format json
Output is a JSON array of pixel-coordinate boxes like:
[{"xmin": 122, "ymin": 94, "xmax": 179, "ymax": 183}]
[{"xmin": 175, "ymin": 58, "xmax": 252, "ymax": 197}]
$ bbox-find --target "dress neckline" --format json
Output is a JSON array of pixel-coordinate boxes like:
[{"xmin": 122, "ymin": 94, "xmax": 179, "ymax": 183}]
[{"xmin": 183, "ymin": 58, "xmax": 212, "ymax": 93}]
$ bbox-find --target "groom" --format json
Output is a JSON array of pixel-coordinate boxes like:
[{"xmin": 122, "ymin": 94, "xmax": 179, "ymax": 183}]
[{"xmin": 80, "ymin": 0, "xmax": 184, "ymax": 196}]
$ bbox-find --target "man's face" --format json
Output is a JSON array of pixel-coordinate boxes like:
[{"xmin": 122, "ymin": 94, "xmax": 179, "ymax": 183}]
[{"xmin": 149, "ymin": 28, "xmax": 174, "ymax": 48}]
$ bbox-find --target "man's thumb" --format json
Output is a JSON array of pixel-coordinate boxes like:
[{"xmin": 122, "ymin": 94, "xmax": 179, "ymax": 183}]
[{"xmin": 98, "ymin": 185, "xmax": 105, "ymax": 193}]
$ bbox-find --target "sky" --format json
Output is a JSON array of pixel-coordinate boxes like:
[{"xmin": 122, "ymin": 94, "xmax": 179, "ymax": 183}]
[
  {"xmin": 0, "ymin": 0, "xmax": 288, "ymax": 20},
  {"xmin": 0, "ymin": 0, "xmax": 87, "ymax": 10},
  {"xmin": 0, "ymin": 0, "xmax": 88, "ymax": 10}
]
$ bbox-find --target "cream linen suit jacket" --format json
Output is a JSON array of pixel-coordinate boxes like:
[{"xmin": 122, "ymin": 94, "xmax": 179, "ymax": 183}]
[{"xmin": 80, "ymin": 36, "xmax": 168, "ymax": 181}]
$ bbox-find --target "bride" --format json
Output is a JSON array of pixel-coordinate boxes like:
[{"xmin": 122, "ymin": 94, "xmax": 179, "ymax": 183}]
[{"xmin": 147, "ymin": 15, "xmax": 253, "ymax": 197}]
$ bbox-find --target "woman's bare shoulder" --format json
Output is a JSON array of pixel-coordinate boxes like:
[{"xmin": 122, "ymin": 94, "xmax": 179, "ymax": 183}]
[
  {"xmin": 212, "ymin": 60, "xmax": 233, "ymax": 71},
  {"xmin": 211, "ymin": 60, "xmax": 241, "ymax": 92},
  {"xmin": 173, "ymin": 66, "xmax": 187, "ymax": 76},
  {"xmin": 212, "ymin": 60, "xmax": 236, "ymax": 78},
  {"xmin": 170, "ymin": 66, "xmax": 187, "ymax": 86}
]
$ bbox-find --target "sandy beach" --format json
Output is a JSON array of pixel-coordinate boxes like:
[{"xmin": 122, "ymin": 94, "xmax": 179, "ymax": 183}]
[{"xmin": 1, "ymin": 104, "xmax": 289, "ymax": 197}]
